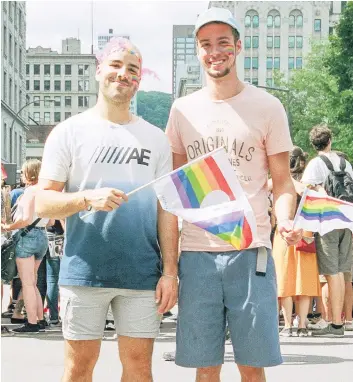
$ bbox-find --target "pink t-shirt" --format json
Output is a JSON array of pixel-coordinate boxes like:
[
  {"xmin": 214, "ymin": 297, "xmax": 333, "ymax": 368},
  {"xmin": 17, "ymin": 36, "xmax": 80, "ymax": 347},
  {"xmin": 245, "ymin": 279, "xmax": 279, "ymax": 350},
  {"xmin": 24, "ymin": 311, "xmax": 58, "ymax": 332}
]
[{"xmin": 166, "ymin": 84, "xmax": 293, "ymax": 251}]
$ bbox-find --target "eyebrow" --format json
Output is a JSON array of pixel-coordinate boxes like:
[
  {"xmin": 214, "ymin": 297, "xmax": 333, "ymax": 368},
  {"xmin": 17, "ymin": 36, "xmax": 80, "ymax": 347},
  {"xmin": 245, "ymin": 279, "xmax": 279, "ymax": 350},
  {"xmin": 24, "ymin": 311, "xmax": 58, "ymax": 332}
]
[
  {"xmin": 109, "ymin": 60, "xmax": 140, "ymax": 70},
  {"xmin": 199, "ymin": 36, "xmax": 231, "ymax": 43}
]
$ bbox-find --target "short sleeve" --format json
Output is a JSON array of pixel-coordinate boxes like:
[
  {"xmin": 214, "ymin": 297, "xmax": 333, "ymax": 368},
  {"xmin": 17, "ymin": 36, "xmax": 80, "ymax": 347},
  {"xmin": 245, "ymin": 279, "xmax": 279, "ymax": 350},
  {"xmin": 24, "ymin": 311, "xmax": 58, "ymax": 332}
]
[
  {"xmin": 265, "ymin": 99, "xmax": 293, "ymax": 156},
  {"xmin": 155, "ymin": 136, "xmax": 172, "ymax": 178},
  {"xmin": 165, "ymin": 103, "xmax": 187, "ymax": 155},
  {"xmin": 39, "ymin": 122, "xmax": 72, "ymax": 183},
  {"xmin": 301, "ymin": 159, "xmax": 324, "ymax": 185}
]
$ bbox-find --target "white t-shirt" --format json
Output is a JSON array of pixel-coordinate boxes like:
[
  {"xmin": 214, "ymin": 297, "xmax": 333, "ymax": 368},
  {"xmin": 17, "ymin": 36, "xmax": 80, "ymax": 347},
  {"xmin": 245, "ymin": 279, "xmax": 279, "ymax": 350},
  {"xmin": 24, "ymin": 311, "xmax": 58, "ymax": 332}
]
[
  {"xmin": 302, "ymin": 152, "xmax": 353, "ymax": 185},
  {"xmin": 39, "ymin": 110, "xmax": 172, "ymax": 290}
]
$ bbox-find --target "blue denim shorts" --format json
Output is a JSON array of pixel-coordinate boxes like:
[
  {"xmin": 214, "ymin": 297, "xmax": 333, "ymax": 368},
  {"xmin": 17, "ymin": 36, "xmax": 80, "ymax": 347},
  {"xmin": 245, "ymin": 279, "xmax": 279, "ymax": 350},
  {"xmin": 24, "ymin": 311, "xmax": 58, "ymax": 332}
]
[
  {"xmin": 15, "ymin": 228, "xmax": 48, "ymax": 261},
  {"xmin": 176, "ymin": 248, "xmax": 282, "ymax": 368}
]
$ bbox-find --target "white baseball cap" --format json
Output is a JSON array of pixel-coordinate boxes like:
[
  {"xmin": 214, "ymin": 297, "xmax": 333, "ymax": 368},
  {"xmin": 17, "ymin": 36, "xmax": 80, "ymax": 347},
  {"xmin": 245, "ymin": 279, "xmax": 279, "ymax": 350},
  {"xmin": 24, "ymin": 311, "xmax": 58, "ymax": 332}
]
[{"xmin": 194, "ymin": 7, "xmax": 241, "ymax": 37}]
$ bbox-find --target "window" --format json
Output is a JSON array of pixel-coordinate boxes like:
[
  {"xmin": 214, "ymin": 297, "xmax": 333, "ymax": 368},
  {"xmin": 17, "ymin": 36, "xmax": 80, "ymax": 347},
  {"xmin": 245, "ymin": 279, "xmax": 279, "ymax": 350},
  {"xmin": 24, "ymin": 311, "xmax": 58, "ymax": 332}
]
[
  {"xmin": 185, "ymin": 49, "xmax": 194, "ymax": 54},
  {"xmin": 274, "ymin": 15, "xmax": 281, "ymax": 27},
  {"xmin": 244, "ymin": 36, "xmax": 251, "ymax": 49},
  {"xmin": 266, "ymin": 57, "xmax": 273, "ymax": 69},
  {"xmin": 252, "ymin": 78, "xmax": 258, "ymax": 86},
  {"xmin": 19, "ymin": 90, "xmax": 22, "ymax": 109},
  {"xmin": 54, "ymin": 80, "xmax": 61, "ymax": 91},
  {"xmin": 26, "ymin": 80, "xmax": 29, "ymax": 91},
  {"xmin": 252, "ymin": 36, "xmax": 259, "ymax": 48},
  {"xmin": 314, "ymin": 19, "xmax": 321, "ymax": 32},
  {"xmin": 19, "ymin": 136, "xmax": 22, "ymax": 166},
  {"xmin": 3, "ymin": 26, "xmax": 7, "ymax": 56},
  {"xmin": 274, "ymin": 36, "xmax": 280, "ymax": 48},
  {"xmin": 266, "ymin": 78, "xmax": 273, "ymax": 87},
  {"xmin": 78, "ymin": 64, "xmax": 84, "ymax": 75},
  {"xmin": 296, "ymin": 57, "xmax": 303, "ymax": 69},
  {"xmin": 44, "ymin": 80, "xmax": 50, "ymax": 91},
  {"xmin": 288, "ymin": 57, "xmax": 295, "ymax": 69},
  {"xmin": 65, "ymin": 65, "xmax": 71, "ymax": 75},
  {"xmin": 33, "ymin": 96, "xmax": 40, "ymax": 106},
  {"xmin": 176, "ymin": 49, "xmax": 185, "ymax": 54},
  {"xmin": 9, "ymin": 78, "xmax": 12, "ymax": 106},
  {"xmin": 289, "ymin": 36, "xmax": 295, "ymax": 48},
  {"xmin": 42, "ymin": 112, "xmax": 50, "ymax": 124},
  {"xmin": 78, "ymin": 96, "xmax": 89, "ymax": 107},
  {"xmin": 267, "ymin": 36, "xmax": 273, "ymax": 48},
  {"xmin": 267, "ymin": 15, "xmax": 273, "ymax": 27},
  {"xmin": 9, "ymin": 34, "xmax": 13, "ymax": 63},
  {"xmin": 252, "ymin": 15, "xmax": 259, "ymax": 28},
  {"xmin": 14, "ymin": 42, "xmax": 17, "ymax": 68},
  {"xmin": 33, "ymin": 112, "xmax": 40, "ymax": 123},
  {"xmin": 26, "ymin": 63, "xmax": 29, "ymax": 75},
  {"xmin": 176, "ymin": 37, "xmax": 185, "ymax": 42},
  {"xmin": 3, "ymin": 72, "xmax": 7, "ymax": 101},
  {"xmin": 296, "ymin": 15, "xmax": 303, "ymax": 27},
  {"xmin": 296, "ymin": 36, "xmax": 303, "ymax": 48},
  {"xmin": 19, "ymin": 48, "xmax": 22, "ymax": 72},
  {"xmin": 55, "ymin": 64, "xmax": 61, "ymax": 75},
  {"xmin": 18, "ymin": 9, "xmax": 22, "ymax": 34},
  {"xmin": 274, "ymin": 57, "xmax": 280, "ymax": 69},
  {"xmin": 65, "ymin": 80, "xmax": 71, "ymax": 91},
  {"xmin": 44, "ymin": 96, "xmax": 51, "ymax": 106},
  {"xmin": 244, "ymin": 57, "xmax": 251, "ymax": 69},
  {"xmin": 289, "ymin": 15, "xmax": 295, "ymax": 27},
  {"xmin": 245, "ymin": 15, "xmax": 251, "ymax": 27},
  {"xmin": 9, "ymin": 126, "xmax": 13, "ymax": 162},
  {"xmin": 33, "ymin": 64, "xmax": 40, "ymax": 75},
  {"xmin": 54, "ymin": 96, "xmax": 61, "ymax": 106},
  {"xmin": 65, "ymin": 96, "xmax": 71, "ymax": 107},
  {"xmin": 14, "ymin": 84, "xmax": 17, "ymax": 110},
  {"xmin": 14, "ymin": 132, "xmax": 17, "ymax": 166},
  {"xmin": 84, "ymin": 80, "xmax": 89, "ymax": 91},
  {"xmin": 252, "ymin": 57, "xmax": 259, "ymax": 69},
  {"xmin": 176, "ymin": 54, "xmax": 185, "ymax": 60},
  {"xmin": 2, "ymin": 123, "xmax": 7, "ymax": 159},
  {"xmin": 65, "ymin": 112, "xmax": 72, "ymax": 120},
  {"xmin": 78, "ymin": 80, "xmax": 83, "ymax": 91},
  {"xmin": 54, "ymin": 112, "xmax": 61, "ymax": 123},
  {"xmin": 44, "ymin": 64, "xmax": 51, "ymax": 75}
]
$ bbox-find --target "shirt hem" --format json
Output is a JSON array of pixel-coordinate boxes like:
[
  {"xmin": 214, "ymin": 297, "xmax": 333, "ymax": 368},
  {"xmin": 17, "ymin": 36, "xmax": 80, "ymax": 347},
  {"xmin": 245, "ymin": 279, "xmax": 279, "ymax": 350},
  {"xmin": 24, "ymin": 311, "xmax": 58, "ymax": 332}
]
[
  {"xmin": 59, "ymin": 278, "xmax": 158, "ymax": 290},
  {"xmin": 180, "ymin": 241, "xmax": 272, "ymax": 252}
]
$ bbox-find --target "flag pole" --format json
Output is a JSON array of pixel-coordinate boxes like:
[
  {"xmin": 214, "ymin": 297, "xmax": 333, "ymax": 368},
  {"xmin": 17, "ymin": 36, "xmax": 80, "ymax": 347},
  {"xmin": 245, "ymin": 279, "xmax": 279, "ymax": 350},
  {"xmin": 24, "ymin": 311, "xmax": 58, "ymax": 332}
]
[
  {"xmin": 292, "ymin": 187, "xmax": 309, "ymax": 229},
  {"xmin": 80, "ymin": 146, "xmax": 226, "ymax": 220}
]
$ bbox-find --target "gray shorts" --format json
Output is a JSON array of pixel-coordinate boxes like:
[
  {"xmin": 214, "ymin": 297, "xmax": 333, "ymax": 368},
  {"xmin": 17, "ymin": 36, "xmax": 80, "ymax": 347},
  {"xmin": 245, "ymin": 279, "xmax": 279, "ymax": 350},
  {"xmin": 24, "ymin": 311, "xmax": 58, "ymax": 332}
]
[
  {"xmin": 315, "ymin": 229, "xmax": 353, "ymax": 276},
  {"xmin": 60, "ymin": 286, "xmax": 162, "ymax": 340},
  {"xmin": 176, "ymin": 249, "xmax": 282, "ymax": 368}
]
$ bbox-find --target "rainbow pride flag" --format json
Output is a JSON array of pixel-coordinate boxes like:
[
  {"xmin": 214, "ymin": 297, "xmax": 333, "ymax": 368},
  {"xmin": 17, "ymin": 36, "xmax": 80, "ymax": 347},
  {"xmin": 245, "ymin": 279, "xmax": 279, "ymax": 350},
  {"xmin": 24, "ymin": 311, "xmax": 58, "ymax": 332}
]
[
  {"xmin": 153, "ymin": 148, "xmax": 257, "ymax": 250},
  {"xmin": 294, "ymin": 189, "xmax": 353, "ymax": 235}
]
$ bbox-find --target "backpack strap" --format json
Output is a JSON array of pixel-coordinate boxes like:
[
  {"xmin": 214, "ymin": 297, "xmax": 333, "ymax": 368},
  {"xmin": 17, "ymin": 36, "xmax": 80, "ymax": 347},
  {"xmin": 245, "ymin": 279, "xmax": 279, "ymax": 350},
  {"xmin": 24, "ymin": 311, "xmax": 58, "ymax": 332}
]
[
  {"xmin": 319, "ymin": 155, "xmax": 335, "ymax": 171},
  {"xmin": 339, "ymin": 156, "xmax": 347, "ymax": 171}
]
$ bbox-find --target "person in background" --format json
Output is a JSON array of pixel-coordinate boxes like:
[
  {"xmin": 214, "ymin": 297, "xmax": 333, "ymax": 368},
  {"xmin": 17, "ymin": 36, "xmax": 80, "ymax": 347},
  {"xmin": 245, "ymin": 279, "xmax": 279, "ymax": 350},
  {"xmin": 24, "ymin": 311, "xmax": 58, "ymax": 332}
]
[
  {"xmin": 1, "ymin": 159, "xmax": 49, "ymax": 334},
  {"xmin": 272, "ymin": 147, "xmax": 321, "ymax": 337}
]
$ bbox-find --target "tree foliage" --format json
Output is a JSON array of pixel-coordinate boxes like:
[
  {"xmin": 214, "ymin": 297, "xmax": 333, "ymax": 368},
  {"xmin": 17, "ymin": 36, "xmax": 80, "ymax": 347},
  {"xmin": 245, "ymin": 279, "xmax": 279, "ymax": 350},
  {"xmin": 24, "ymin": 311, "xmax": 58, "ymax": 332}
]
[{"xmin": 136, "ymin": 91, "xmax": 172, "ymax": 130}]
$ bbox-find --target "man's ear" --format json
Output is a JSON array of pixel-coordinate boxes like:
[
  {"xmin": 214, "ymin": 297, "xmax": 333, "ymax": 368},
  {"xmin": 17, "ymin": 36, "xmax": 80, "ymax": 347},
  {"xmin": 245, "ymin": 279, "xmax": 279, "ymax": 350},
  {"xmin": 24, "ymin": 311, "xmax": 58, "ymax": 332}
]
[{"xmin": 235, "ymin": 39, "xmax": 242, "ymax": 56}]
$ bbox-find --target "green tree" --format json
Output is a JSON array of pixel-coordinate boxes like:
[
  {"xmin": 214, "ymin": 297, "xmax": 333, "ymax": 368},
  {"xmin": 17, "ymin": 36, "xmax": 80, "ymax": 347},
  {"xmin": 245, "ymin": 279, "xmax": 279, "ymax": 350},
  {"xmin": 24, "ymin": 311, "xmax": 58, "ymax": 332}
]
[{"xmin": 136, "ymin": 91, "xmax": 172, "ymax": 130}]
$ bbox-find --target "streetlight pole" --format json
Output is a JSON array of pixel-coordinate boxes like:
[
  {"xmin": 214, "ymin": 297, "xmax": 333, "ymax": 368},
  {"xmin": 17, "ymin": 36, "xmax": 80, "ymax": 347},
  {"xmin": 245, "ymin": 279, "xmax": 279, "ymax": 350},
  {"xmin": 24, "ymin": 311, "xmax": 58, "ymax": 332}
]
[{"xmin": 9, "ymin": 99, "xmax": 55, "ymax": 165}]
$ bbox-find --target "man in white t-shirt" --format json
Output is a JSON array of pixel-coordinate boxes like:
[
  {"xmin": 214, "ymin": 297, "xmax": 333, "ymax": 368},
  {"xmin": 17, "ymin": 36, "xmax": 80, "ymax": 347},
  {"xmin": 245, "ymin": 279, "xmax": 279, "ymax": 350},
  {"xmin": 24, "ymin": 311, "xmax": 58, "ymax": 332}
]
[
  {"xmin": 35, "ymin": 38, "xmax": 179, "ymax": 381},
  {"xmin": 302, "ymin": 124, "xmax": 353, "ymax": 337}
]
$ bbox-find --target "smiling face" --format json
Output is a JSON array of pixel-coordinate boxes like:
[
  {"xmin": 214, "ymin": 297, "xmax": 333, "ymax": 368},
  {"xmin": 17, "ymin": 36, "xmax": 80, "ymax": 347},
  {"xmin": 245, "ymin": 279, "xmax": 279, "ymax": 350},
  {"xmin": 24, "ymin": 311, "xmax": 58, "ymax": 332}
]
[
  {"xmin": 196, "ymin": 23, "xmax": 241, "ymax": 80},
  {"xmin": 96, "ymin": 45, "xmax": 142, "ymax": 104}
]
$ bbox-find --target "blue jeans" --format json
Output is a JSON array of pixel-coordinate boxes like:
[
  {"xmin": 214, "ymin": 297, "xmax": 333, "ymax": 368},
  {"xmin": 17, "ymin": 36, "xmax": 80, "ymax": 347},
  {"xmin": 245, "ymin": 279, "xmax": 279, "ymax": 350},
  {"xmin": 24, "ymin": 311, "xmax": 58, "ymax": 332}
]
[{"xmin": 46, "ymin": 251, "xmax": 61, "ymax": 321}]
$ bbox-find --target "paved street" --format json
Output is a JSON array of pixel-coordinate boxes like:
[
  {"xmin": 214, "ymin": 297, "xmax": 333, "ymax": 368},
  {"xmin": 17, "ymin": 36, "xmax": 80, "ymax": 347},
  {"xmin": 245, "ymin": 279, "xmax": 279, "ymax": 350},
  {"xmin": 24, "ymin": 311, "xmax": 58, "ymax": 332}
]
[{"xmin": 2, "ymin": 310, "xmax": 353, "ymax": 382}]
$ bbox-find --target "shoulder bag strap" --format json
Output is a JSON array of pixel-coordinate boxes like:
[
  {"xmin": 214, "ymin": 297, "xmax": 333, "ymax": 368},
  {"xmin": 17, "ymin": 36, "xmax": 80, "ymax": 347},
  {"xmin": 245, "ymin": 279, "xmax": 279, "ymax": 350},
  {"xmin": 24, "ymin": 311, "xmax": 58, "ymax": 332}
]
[{"xmin": 19, "ymin": 218, "xmax": 42, "ymax": 238}]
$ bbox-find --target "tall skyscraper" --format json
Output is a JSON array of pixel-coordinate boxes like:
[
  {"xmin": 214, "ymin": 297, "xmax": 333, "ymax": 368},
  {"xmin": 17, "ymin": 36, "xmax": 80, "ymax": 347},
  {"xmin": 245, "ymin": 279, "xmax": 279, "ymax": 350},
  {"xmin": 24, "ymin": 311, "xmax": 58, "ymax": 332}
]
[
  {"xmin": 1, "ymin": 1, "xmax": 27, "ymax": 168},
  {"xmin": 97, "ymin": 29, "xmax": 137, "ymax": 114}
]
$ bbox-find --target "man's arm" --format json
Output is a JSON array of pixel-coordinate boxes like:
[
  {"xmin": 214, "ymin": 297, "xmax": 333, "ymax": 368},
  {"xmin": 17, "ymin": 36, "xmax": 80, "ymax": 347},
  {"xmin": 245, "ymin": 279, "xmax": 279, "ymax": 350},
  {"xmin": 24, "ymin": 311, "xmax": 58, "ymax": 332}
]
[
  {"xmin": 172, "ymin": 153, "xmax": 187, "ymax": 170},
  {"xmin": 268, "ymin": 152, "xmax": 302, "ymax": 246},
  {"xmin": 36, "ymin": 179, "xmax": 128, "ymax": 220}
]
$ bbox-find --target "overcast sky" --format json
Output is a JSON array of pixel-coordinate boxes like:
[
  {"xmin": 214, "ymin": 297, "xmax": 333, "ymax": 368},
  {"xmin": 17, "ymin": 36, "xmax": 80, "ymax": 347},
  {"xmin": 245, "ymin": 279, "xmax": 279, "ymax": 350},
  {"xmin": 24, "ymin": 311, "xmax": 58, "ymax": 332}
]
[{"xmin": 26, "ymin": 0, "xmax": 209, "ymax": 93}]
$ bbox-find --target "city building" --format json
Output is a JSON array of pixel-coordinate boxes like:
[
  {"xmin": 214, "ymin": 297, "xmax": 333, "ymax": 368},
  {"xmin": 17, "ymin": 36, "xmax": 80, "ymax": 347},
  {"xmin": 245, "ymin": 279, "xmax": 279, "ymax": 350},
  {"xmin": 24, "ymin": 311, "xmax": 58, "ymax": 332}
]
[
  {"xmin": 208, "ymin": 1, "xmax": 344, "ymax": 86},
  {"xmin": 25, "ymin": 38, "xmax": 98, "ymax": 158},
  {"xmin": 172, "ymin": 25, "xmax": 199, "ymax": 100},
  {"xmin": 176, "ymin": 57, "xmax": 204, "ymax": 97},
  {"xmin": 97, "ymin": 29, "xmax": 137, "ymax": 114},
  {"xmin": 1, "ymin": 1, "xmax": 27, "ymax": 170}
]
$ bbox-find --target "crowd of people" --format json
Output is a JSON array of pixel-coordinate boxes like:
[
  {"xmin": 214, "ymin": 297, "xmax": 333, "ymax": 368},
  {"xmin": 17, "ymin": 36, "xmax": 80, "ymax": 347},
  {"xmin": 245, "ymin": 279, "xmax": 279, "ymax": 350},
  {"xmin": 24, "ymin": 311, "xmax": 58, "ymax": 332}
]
[{"xmin": 1, "ymin": 7, "xmax": 353, "ymax": 382}]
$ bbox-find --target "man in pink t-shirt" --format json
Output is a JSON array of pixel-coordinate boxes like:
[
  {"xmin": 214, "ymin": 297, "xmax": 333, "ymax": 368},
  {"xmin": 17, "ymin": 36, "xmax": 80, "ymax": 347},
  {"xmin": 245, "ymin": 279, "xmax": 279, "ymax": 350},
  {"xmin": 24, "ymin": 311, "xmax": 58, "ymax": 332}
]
[{"xmin": 166, "ymin": 7, "xmax": 302, "ymax": 382}]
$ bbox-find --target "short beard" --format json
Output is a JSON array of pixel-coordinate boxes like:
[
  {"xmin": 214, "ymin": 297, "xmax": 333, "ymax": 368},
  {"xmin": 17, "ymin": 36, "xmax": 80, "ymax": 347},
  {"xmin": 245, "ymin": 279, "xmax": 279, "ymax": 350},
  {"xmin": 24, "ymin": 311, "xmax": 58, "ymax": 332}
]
[{"xmin": 207, "ymin": 67, "xmax": 231, "ymax": 79}]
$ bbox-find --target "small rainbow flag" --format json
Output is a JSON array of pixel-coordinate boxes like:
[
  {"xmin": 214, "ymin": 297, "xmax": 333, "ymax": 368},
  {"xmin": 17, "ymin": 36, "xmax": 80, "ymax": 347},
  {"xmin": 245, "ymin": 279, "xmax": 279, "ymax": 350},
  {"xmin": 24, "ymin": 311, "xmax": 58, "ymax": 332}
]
[
  {"xmin": 171, "ymin": 156, "xmax": 235, "ymax": 208},
  {"xmin": 153, "ymin": 148, "xmax": 256, "ymax": 250},
  {"xmin": 294, "ymin": 189, "xmax": 353, "ymax": 235},
  {"xmin": 193, "ymin": 210, "xmax": 253, "ymax": 250}
]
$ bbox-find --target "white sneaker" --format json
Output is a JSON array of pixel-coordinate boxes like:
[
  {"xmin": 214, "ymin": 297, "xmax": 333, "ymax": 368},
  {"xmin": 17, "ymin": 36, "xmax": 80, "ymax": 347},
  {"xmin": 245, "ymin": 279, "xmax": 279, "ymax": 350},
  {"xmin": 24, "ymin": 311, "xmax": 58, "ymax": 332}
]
[
  {"xmin": 345, "ymin": 321, "xmax": 353, "ymax": 331},
  {"xmin": 308, "ymin": 318, "xmax": 329, "ymax": 330},
  {"xmin": 293, "ymin": 316, "xmax": 309, "ymax": 328}
]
